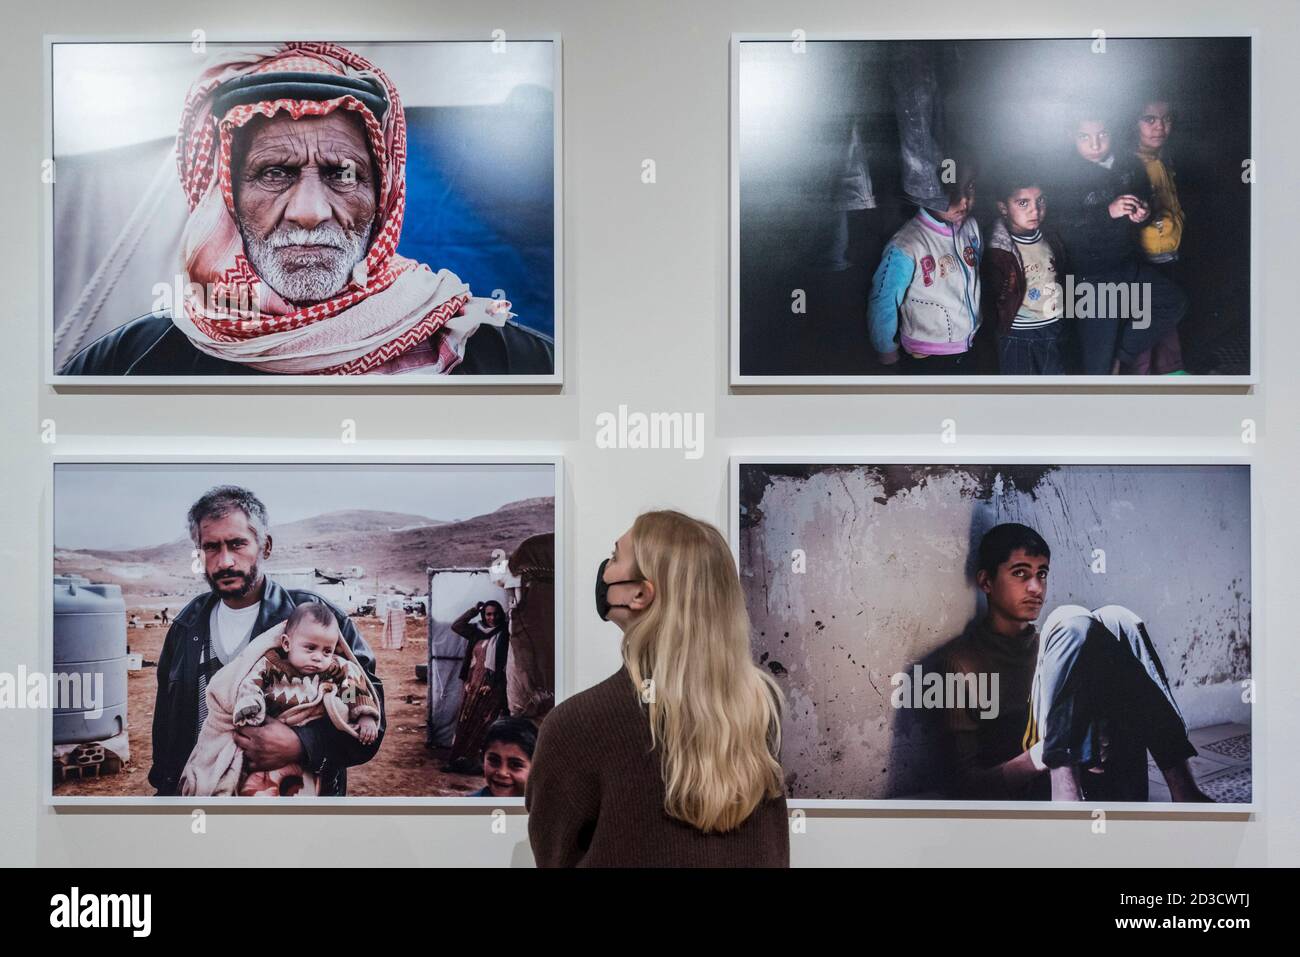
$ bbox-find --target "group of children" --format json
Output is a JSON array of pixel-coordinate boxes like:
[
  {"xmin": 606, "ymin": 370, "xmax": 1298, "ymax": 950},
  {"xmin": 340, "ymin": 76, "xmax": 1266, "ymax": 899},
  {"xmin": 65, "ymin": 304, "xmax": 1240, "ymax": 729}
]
[{"xmin": 867, "ymin": 97, "xmax": 1189, "ymax": 376}]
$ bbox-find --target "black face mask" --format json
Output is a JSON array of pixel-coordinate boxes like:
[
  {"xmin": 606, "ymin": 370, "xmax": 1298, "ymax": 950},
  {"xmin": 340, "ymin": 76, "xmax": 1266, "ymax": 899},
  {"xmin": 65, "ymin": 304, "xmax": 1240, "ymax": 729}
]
[{"xmin": 595, "ymin": 558, "xmax": 642, "ymax": 621}]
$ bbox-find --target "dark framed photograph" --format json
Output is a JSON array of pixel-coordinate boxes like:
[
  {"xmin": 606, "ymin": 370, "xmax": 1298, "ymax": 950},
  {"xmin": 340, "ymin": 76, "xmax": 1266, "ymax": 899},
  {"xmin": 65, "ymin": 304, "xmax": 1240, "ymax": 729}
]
[
  {"xmin": 730, "ymin": 35, "xmax": 1254, "ymax": 385},
  {"xmin": 46, "ymin": 37, "xmax": 562, "ymax": 385},
  {"xmin": 46, "ymin": 456, "xmax": 562, "ymax": 805},
  {"xmin": 731, "ymin": 456, "xmax": 1254, "ymax": 809}
]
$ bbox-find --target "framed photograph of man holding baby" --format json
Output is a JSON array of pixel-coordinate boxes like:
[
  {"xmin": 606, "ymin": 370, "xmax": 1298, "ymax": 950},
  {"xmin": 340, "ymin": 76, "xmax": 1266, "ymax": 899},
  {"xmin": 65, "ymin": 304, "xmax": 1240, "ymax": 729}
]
[
  {"xmin": 44, "ymin": 37, "xmax": 562, "ymax": 385},
  {"xmin": 45, "ymin": 456, "xmax": 561, "ymax": 806},
  {"xmin": 730, "ymin": 35, "xmax": 1254, "ymax": 385}
]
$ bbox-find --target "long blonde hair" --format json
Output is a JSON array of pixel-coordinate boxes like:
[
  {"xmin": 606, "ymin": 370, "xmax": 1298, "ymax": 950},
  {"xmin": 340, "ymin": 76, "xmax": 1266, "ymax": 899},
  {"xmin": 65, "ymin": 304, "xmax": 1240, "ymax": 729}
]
[{"xmin": 620, "ymin": 510, "xmax": 785, "ymax": 833}]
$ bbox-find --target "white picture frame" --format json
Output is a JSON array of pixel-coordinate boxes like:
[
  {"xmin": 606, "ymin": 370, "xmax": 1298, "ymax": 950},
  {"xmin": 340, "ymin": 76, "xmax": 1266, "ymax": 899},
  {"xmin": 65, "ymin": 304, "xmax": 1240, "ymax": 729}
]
[
  {"xmin": 43, "ymin": 34, "xmax": 564, "ymax": 387},
  {"xmin": 44, "ymin": 452, "xmax": 565, "ymax": 808},
  {"xmin": 728, "ymin": 453, "xmax": 1257, "ymax": 814},
  {"xmin": 728, "ymin": 32, "xmax": 1258, "ymax": 388}
]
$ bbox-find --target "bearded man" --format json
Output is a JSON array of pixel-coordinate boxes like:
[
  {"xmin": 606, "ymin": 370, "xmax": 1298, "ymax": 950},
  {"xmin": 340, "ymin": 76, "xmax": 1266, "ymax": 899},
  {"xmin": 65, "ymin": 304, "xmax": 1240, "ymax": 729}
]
[
  {"xmin": 149, "ymin": 485, "xmax": 385, "ymax": 796},
  {"xmin": 61, "ymin": 42, "xmax": 553, "ymax": 376}
]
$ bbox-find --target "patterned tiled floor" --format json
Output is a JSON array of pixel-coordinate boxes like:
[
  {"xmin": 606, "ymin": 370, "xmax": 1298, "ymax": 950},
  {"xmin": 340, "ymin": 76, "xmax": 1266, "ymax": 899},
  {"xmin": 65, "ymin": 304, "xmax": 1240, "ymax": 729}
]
[{"xmin": 1147, "ymin": 723, "xmax": 1251, "ymax": 804}]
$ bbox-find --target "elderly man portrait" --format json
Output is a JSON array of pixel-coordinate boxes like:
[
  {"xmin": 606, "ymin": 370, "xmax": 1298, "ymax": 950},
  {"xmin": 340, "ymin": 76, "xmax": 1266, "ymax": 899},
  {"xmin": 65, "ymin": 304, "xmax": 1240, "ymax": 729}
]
[
  {"xmin": 60, "ymin": 42, "xmax": 553, "ymax": 376},
  {"xmin": 148, "ymin": 484, "xmax": 385, "ymax": 796}
]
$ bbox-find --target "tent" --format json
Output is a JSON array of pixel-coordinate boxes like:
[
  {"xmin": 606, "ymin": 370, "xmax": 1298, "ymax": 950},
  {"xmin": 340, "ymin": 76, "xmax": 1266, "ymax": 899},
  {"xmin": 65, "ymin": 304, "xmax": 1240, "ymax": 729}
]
[{"xmin": 506, "ymin": 533, "xmax": 555, "ymax": 719}]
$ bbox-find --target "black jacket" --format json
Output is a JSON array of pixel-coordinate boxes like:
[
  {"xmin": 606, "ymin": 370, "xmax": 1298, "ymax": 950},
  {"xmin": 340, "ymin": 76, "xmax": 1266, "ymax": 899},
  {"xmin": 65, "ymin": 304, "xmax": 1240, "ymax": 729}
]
[
  {"xmin": 148, "ymin": 577, "xmax": 385, "ymax": 796},
  {"xmin": 60, "ymin": 311, "xmax": 554, "ymax": 376},
  {"xmin": 1053, "ymin": 152, "xmax": 1153, "ymax": 277}
]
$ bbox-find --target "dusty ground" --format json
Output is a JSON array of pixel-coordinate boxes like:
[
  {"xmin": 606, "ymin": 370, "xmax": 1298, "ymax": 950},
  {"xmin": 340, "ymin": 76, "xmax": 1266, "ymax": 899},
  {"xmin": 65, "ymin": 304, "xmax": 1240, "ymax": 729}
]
[{"xmin": 51, "ymin": 608, "xmax": 484, "ymax": 799}]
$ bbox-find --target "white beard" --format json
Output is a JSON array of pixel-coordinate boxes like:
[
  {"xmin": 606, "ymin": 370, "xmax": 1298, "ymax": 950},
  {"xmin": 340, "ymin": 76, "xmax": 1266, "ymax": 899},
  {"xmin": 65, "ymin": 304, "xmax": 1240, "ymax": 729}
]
[{"xmin": 242, "ymin": 223, "xmax": 372, "ymax": 305}]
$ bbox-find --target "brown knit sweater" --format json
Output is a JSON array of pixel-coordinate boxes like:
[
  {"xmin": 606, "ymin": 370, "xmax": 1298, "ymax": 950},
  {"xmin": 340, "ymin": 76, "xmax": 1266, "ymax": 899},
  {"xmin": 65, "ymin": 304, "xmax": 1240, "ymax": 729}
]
[{"xmin": 525, "ymin": 667, "xmax": 790, "ymax": 868}]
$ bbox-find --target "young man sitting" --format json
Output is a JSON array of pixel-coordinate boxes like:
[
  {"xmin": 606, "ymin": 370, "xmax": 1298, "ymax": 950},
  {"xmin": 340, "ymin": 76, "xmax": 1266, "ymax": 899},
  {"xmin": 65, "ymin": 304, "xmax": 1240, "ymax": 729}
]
[{"xmin": 943, "ymin": 523, "xmax": 1212, "ymax": 802}]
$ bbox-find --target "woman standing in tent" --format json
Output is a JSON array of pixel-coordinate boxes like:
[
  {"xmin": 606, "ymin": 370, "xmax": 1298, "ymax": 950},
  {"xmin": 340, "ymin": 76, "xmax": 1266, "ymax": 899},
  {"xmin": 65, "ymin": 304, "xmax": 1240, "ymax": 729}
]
[{"xmin": 445, "ymin": 600, "xmax": 509, "ymax": 774}]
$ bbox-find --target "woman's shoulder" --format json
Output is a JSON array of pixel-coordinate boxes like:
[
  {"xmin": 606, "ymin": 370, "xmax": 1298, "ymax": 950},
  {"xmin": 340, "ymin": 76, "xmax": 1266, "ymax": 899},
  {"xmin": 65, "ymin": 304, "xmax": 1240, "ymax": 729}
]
[
  {"xmin": 541, "ymin": 668, "xmax": 641, "ymax": 739},
  {"xmin": 552, "ymin": 666, "xmax": 638, "ymax": 717}
]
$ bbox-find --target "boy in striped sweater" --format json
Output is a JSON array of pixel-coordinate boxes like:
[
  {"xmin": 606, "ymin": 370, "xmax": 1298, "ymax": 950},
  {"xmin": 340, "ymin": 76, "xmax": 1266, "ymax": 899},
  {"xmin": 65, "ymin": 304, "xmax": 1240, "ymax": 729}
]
[{"xmin": 982, "ymin": 169, "xmax": 1070, "ymax": 375}]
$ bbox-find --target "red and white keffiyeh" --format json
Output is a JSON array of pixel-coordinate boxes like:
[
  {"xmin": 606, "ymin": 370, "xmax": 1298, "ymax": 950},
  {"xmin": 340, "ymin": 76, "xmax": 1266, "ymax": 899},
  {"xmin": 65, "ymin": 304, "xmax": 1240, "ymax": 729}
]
[{"xmin": 172, "ymin": 41, "xmax": 506, "ymax": 375}]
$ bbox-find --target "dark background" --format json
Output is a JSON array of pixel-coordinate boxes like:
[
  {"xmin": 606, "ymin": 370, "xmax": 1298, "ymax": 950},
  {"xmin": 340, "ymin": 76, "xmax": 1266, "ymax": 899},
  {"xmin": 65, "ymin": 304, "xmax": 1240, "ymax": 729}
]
[{"xmin": 737, "ymin": 37, "xmax": 1252, "ymax": 376}]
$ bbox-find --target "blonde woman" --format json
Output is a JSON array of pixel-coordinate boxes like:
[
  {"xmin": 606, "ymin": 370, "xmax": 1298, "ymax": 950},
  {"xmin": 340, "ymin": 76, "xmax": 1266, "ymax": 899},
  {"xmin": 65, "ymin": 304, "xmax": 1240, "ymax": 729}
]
[{"xmin": 526, "ymin": 510, "xmax": 789, "ymax": 867}]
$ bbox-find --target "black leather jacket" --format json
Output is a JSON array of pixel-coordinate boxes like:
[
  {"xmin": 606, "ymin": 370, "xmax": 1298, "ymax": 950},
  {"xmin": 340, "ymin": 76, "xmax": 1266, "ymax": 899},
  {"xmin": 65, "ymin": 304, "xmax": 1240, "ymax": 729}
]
[
  {"xmin": 60, "ymin": 311, "xmax": 554, "ymax": 376},
  {"xmin": 148, "ymin": 577, "xmax": 385, "ymax": 797}
]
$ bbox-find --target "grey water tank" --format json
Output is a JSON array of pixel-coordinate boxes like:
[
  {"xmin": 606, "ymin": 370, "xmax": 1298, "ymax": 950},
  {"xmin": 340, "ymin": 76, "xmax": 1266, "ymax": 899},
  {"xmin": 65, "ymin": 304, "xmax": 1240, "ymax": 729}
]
[{"xmin": 52, "ymin": 576, "xmax": 128, "ymax": 744}]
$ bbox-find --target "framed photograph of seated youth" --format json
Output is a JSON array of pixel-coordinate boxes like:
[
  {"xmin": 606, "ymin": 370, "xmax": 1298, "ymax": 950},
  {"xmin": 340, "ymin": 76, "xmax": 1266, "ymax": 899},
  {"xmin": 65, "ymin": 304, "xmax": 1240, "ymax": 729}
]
[
  {"xmin": 44, "ymin": 36, "xmax": 562, "ymax": 385},
  {"xmin": 729, "ymin": 455, "xmax": 1255, "ymax": 812},
  {"xmin": 729, "ymin": 34, "xmax": 1256, "ymax": 386},
  {"xmin": 44, "ymin": 454, "xmax": 563, "ymax": 806}
]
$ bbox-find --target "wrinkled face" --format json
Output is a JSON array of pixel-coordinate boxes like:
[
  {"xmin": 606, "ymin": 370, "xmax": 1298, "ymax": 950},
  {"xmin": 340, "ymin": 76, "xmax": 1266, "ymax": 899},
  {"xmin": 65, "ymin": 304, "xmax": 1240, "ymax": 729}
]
[
  {"xmin": 1074, "ymin": 120, "xmax": 1111, "ymax": 163},
  {"xmin": 282, "ymin": 617, "xmax": 340, "ymax": 674},
  {"xmin": 482, "ymin": 741, "xmax": 531, "ymax": 797},
  {"xmin": 198, "ymin": 510, "xmax": 268, "ymax": 600},
  {"xmin": 979, "ymin": 548, "xmax": 1049, "ymax": 624},
  {"xmin": 999, "ymin": 187, "xmax": 1047, "ymax": 234},
  {"xmin": 233, "ymin": 111, "xmax": 378, "ymax": 305},
  {"xmin": 1137, "ymin": 101, "xmax": 1174, "ymax": 152}
]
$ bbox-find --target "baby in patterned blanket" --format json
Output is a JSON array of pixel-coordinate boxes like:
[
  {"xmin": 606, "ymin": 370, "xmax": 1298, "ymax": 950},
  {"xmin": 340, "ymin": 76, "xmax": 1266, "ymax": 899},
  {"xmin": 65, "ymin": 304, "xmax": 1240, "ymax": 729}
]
[{"xmin": 233, "ymin": 602, "xmax": 380, "ymax": 796}]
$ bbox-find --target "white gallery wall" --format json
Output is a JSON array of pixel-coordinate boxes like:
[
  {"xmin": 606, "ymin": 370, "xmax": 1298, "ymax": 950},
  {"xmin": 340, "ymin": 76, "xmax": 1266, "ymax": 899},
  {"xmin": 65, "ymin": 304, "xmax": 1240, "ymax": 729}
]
[{"xmin": 2, "ymin": 0, "xmax": 1296, "ymax": 866}]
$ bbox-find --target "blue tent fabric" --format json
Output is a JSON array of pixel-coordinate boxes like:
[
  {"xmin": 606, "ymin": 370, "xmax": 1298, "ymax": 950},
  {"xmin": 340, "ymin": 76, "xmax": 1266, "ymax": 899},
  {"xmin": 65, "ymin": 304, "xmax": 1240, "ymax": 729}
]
[{"xmin": 400, "ymin": 95, "xmax": 555, "ymax": 338}]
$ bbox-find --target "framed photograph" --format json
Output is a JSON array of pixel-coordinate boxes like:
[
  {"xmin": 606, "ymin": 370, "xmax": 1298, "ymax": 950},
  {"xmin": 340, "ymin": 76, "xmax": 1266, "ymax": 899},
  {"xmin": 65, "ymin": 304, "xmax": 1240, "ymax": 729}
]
[
  {"xmin": 730, "ymin": 34, "xmax": 1255, "ymax": 386},
  {"xmin": 45, "ymin": 36, "xmax": 562, "ymax": 385},
  {"xmin": 730, "ymin": 456, "xmax": 1254, "ymax": 811},
  {"xmin": 45, "ymin": 455, "xmax": 562, "ymax": 806}
]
